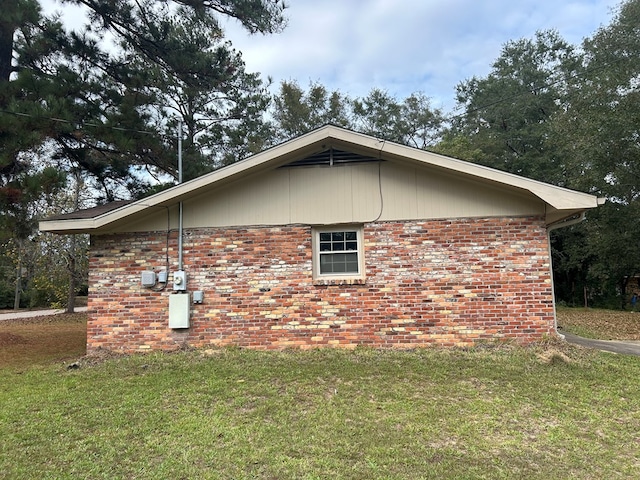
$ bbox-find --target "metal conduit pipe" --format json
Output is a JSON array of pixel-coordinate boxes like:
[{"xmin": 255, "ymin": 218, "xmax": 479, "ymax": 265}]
[{"xmin": 178, "ymin": 120, "xmax": 184, "ymax": 271}]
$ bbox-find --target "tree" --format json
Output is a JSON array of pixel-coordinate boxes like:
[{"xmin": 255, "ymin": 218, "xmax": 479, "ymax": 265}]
[
  {"xmin": 57, "ymin": 170, "xmax": 90, "ymax": 312},
  {"xmin": 352, "ymin": 89, "xmax": 444, "ymax": 149},
  {"xmin": 435, "ymin": 30, "xmax": 601, "ymax": 307},
  {"xmin": 549, "ymin": 0, "xmax": 640, "ymax": 307},
  {"xmin": 2, "ymin": 0, "xmax": 286, "ymax": 201},
  {"xmin": 0, "ymin": 162, "xmax": 66, "ymax": 308},
  {"xmin": 270, "ymin": 81, "xmax": 445, "ymax": 150},
  {"xmin": 555, "ymin": 0, "xmax": 640, "ymax": 200},
  {"xmin": 441, "ymin": 30, "xmax": 579, "ymax": 186},
  {"xmin": 89, "ymin": 0, "xmax": 281, "ymax": 178},
  {"xmin": 441, "ymin": 2, "xmax": 640, "ymax": 308},
  {"xmin": 0, "ymin": 0, "xmax": 286, "ymax": 308},
  {"xmin": 271, "ymin": 80, "xmax": 353, "ymax": 141}
]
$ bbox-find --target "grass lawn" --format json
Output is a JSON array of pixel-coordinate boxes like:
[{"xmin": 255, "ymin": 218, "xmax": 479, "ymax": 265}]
[{"xmin": 0, "ymin": 310, "xmax": 639, "ymax": 479}]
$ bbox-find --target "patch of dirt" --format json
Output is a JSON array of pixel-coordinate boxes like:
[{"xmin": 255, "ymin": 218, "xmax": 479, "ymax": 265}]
[
  {"xmin": 77, "ymin": 348, "xmax": 128, "ymax": 367},
  {"xmin": 0, "ymin": 313, "xmax": 87, "ymax": 326},
  {"xmin": 0, "ymin": 332, "xmax": 28, "ymax": 347},
  {"xmin": 536, "ymin": 347, "xmax": 573, "ymax": 364},
  {"xmin": 0, "ymin": 312, "xmax": 87, "ymax": 369}
]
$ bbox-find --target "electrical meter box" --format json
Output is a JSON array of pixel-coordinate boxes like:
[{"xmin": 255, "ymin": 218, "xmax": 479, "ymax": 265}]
[
  {"xmin": 173, "ymin": 270, "xmax": 187, "ymax": 291},
  {"xmin": 169, "ymin": 293, "xmax": 190, "ymax": 329}
]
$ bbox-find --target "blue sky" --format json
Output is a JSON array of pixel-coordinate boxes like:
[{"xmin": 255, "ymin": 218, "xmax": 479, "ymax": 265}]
[
  {"xmin": 44, "ymin": 0, "xmax": 620, "ymax": 111},
  {"xmin": 222, "ymin": 0, "xmax": 619, "ymax": 110}
]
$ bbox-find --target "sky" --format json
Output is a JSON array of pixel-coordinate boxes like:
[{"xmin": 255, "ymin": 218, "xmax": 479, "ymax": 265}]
[
  {"xmin": 43, "ymin": 0, "xmax": 620, "ymax": 111},
  {"xmin": 220, "ymin": 0, "xmax": 619, "ymax": 111}
]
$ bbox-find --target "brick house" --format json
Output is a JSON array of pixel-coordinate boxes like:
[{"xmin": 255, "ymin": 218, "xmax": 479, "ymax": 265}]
[{"xmin": 40, "ymin": 126, "xmax": 602, "ymax": 352}]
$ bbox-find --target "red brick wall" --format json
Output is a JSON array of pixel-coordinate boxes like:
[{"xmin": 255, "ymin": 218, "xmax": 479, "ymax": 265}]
[{"xmin": 87, "ymin": 217, "xmax": 556, "ymax": 352}]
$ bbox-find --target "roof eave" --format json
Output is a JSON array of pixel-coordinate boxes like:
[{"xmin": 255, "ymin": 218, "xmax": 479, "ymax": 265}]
[
  {"xmin": 39, "ymin": 125, "xmax": 603, "ymax": 234},
  {"xmin": 39, "ymin": 218, "xmax": 97, "ymax": 234},
  {"xmin": 40, "ymin": 129, "xmax": 334, "ymax": 233}
]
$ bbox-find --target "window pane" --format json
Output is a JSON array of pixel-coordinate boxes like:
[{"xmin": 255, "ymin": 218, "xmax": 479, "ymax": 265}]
[
  {"xmin": 344, "ymin": 253, "xmax": 358, "ymax": 271},
  {"xmin": 317, "ymin": 229, "xmax": 361, "ymax": 276},
  {"xmin": 333, "ymin": 253, "xmax": 347, "ymax": 263},
  {"xmin": 319, "ymin": 252, "xmax": 359, "ymax": 274},
  {"xmin": 320, "ymin": 254, "xmax": 333, "ymax": 273},
  {"xmin": 332, "ymin": 261, "xmax": 347, "ymax": 273}
]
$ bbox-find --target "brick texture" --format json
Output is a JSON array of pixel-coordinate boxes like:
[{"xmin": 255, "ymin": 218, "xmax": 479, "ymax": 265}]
[{"xmin": 87, "ymin": 217, "xmax": 556, "ymax": 352}]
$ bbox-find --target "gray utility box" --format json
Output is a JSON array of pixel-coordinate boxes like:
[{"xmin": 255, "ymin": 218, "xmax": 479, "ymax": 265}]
[
  {"xmin": 193, "ymin": 290, "xmax": 204, "ymax": 304},
  {"xmin": 169, "ymin": 293, "xmax": 190, "ymax": 329},
  {"xmin": 141, "ymin": 270, "xmax": 156, "ymax": 287}
]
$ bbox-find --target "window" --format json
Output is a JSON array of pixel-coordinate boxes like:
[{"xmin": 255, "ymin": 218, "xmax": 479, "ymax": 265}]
[{"xmin": 312, "ymin": 226, "xmax": 365, "ymax": 282}]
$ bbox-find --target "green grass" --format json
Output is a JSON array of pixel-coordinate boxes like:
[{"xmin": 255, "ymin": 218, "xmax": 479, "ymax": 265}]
[{"xmin": 1, "ymin": 345, "xmax": 639, "ymax": 479}]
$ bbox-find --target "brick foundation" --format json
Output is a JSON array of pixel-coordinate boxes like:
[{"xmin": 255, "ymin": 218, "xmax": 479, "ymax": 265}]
[{"xmin": 87, "ymin": 217, "xmax": 556, "ymax": 352}]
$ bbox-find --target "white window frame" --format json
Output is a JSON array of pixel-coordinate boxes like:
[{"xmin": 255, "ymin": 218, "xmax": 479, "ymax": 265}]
[{"xmin": 312, "ymin": 225, "xmax": 365, "ymax": 282}]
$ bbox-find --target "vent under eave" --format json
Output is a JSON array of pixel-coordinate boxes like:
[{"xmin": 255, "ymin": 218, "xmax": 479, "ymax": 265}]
[{"xmin": 283, "ymin": 148, "xmax": 382, "ymax": 167}]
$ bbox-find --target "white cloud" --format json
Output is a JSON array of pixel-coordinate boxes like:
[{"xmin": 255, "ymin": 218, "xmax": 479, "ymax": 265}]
[
  {"xmin": 42, "ymin": 0, "xmax": 619, "ymax": 111},
  {"xmin": 223, "ymin": 0, "xmax": 618, "ymax": 109}
]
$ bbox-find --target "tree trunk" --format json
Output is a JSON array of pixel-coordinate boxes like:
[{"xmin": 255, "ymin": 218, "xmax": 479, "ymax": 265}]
[
  {"xmin": 0, "ymin": 2, "xmax": 17, "ymax": 100},
  {"xmin": 0, "ymin": 14, "xmax": 14, "ymax": 84},
  {"xmin": 66, "ymin": 259, "xmax": 76, "ymax": 313},
  {"xmin": 620, "ymin": 276, "xmax": 630, "ymax": 310},
  {"xmin": 13, "ymin": 263, "xmax": 21, "ymax": 310},
  {"xmin": 583, "ymin": 286, "xmax": 588, "ymax": 309},
  {"xmin": 13, "ymin": 240, "xmax": 21, "ymax": 310},
  {"xmin": 66, "ymin": 176, "xmax": 81, "ymax": 313},
  {"xmin": 66, "ymin": 234, "xmax": 77, "ymax": 313}
]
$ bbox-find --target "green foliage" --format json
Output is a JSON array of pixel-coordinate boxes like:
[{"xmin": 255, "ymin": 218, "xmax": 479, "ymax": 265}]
[
  {"xmin": 1, "ymin": 0, "xmax": 286, "ymax": 203},
  {"xmin": 446, "ymin": 1, "xmax": 640, "ymax": 308},
  {"xmin": 271, "ymin": 80, "xmax": 353, "ymax": 140},
  {"xmin": 30, "ymin": 274, "xmax": 68, "ymax": 308},
  {"xmin": 0, "ymin": 259, "xmax": 15, "ymax": 308},
  {"xmin": 448, "ymin": 30, "xmax": 579, "ymax": 185},
  {"xmin": 432, "ymin": 133, "xmax": 487, "ymax": 162},
  {"xmin": 353, "ymin": 89, "xmax": 444, "ymax": 148},
  {"xmin": 0, "ymin": 0, "xmax": 286, "ymax": 308},
  {"xmin": 0, "ymin": 165, "xmax": 66, "ymax": 240},
  {"xmin": 270, "ymin": 81, "xmax": 445, "ymax": 149},
  {"xmin": 0, "ymin": 231, "xmax": 87, "ymax": 309},
  {"xmin": 552, "ymin": 0, "xmax": 640, "ymax": 307},
  {"xmin": 111, "ymin": 1, "xmax": 276, "ymax": 177}
]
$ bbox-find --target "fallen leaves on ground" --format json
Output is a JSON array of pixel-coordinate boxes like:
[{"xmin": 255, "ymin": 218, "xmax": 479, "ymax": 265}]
[{"xmin": 557, "ymin": 308, "xmax": 640, "ymax": 340}]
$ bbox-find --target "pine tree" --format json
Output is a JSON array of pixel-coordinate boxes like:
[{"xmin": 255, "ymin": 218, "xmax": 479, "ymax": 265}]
[{"xmin": 0, "ymin": 0, "xmax": 286, "ymax": 308}]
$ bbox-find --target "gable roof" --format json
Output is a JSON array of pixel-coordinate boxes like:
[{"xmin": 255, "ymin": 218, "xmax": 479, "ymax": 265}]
[
  {"xmin": 40, "ymin": 125, "xmax": 603, "ymax": 234},
  {"xmin": 44, "ymin": 200, "xmax": 133, "ymax": 221}
]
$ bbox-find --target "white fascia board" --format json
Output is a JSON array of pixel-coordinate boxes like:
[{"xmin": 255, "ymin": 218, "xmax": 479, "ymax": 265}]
[
  {"xmin": 40, "ymin": 128, "xmax": 333, "ymax": 233},
  {"xmin": 39, "ymin": 126, "xmax": 601, "ymax": 234},
  {"xmin": 355, "ymin": 130, "xmax": 601, "ymax": 211},
  {"xmin": 39, "ymin": 218, "xmax": 96, "ymax": 233},
  {"xmin": 124, "ymin": 127, "xmax": 329, "ymax": 208}
]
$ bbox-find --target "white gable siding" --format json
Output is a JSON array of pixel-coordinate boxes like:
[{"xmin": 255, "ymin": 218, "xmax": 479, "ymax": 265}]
[{"xmin": 112, "ymin": 162, "xmax": 544, "ymax": 233}]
